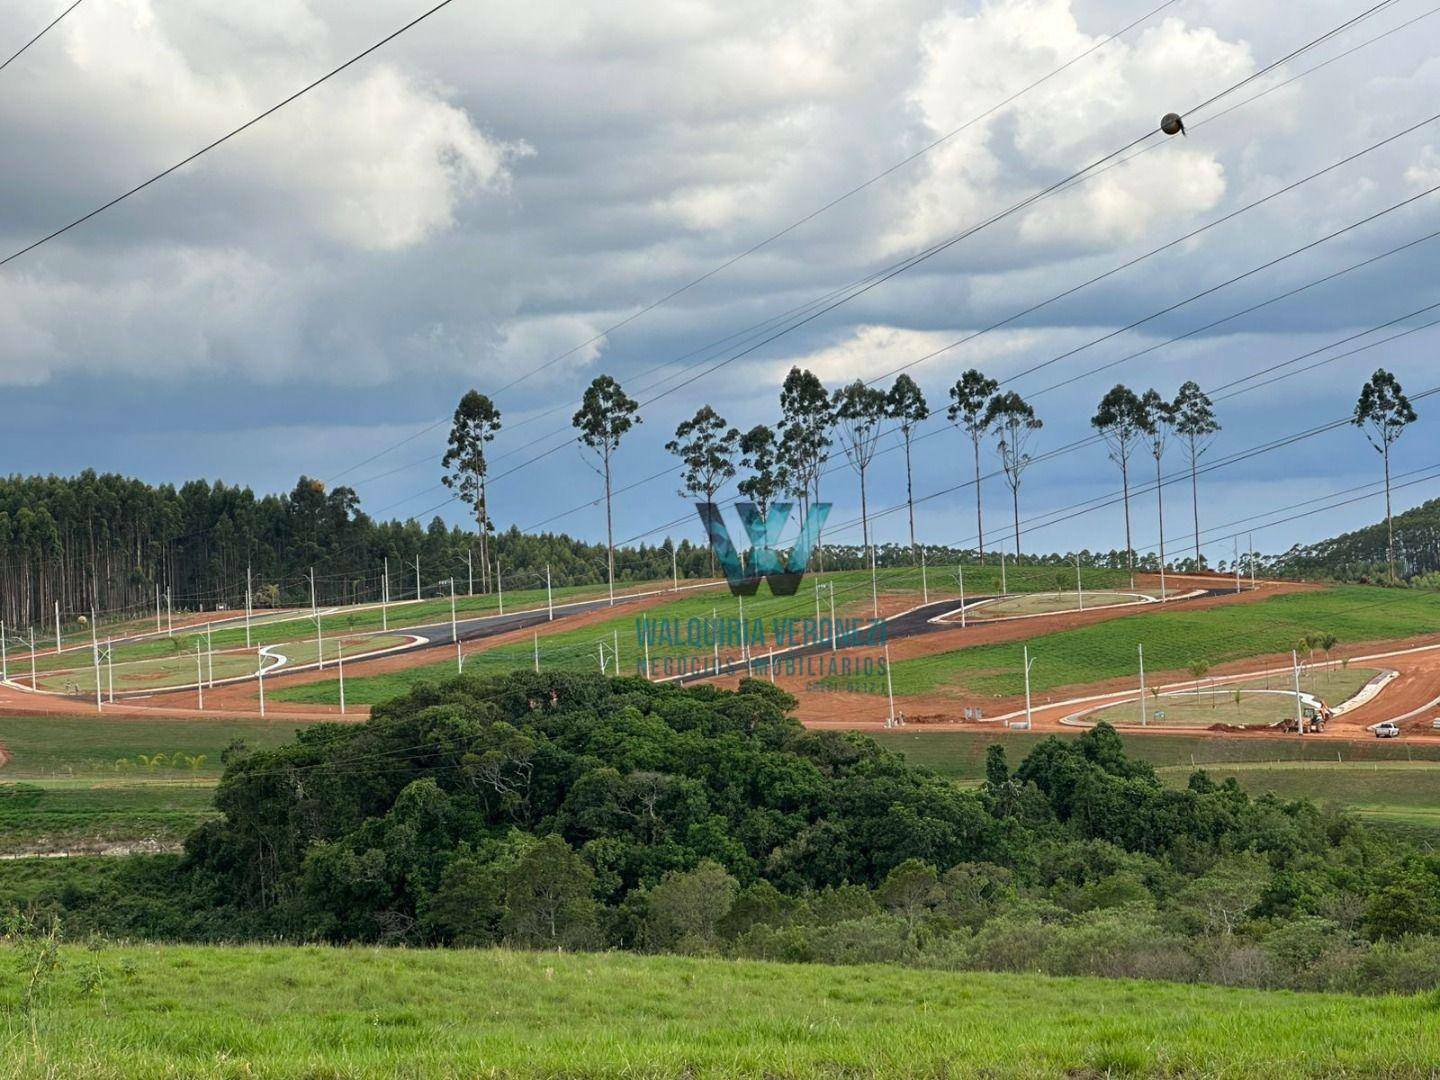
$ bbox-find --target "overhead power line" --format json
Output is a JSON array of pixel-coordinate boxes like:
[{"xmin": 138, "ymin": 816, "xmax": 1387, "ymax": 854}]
[
  {"xmin": 0, "ymin": 0, "xmax": 461, "ymax": 271},
  {"xmin": 0, "ymin": 0, "xmax": 84, "ymax": 76}
]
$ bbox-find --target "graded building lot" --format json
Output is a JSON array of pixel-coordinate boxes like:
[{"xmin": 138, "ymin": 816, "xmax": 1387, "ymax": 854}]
[
  {"xmin": 1, "ymin": 944, "xmax": 1437, "ymax": 1078},
  {"xmin": 1080, "ymin": 665, "xmax": 1381, "ymax": 729},
  {"xmin": 961, "ymin": 587, "xmax": 1165, "ymax": 618}
]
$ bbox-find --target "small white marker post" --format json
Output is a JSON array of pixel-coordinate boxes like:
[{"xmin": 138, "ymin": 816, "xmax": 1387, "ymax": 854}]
[
  {"xmin": 1138, "ymin": 643, "xmax": 1147, "ymax": 726},
  {"xmin": 1075, "ymin": 554, "xmax": 1084, "ymax": 611},
  {"xmin": 257, "ymin": 649, "xmax": 266, "ymax": 718},
  {"xmin": 545, "ymin": 564, "xmax": 554, "ymax": 621},
  {"xmin": 738, "ymin": 595, "xmax": 747, "ymax": 665},
  {"xmin": 768, "ymin": 648, "xmax": 775, "ymax": 683},
  {"xmin": 1293, "ymin": 649, "xmax": 1304, "ymax": 735},
  {"xmin": 91, "ymin": 635, "xmax": 103, "ymax": 713},
  {"xmin": 958, "ymin": 561, "xmax": 967, "ymax": 629},
  {"xmin": 870, "ymin": 544, "xmax": 879, "ymax": 620},
  {"xmin": 885, "ymin": 643, "xmax": 896, "ymax": 728},
  {"xmin": 1023, "ymin": 645, "xmax": 1035, "ymax": 728},
  {"xmin": 450, "ymin": 578, "xmax": 460, "ymax": 673},
  {"xmin": 338, "ymin": 641, "xmax": 346, "ymax": 715},
  {"xmin": 533, "ymin": 630, "xmax": 540, "ymax": 673}
]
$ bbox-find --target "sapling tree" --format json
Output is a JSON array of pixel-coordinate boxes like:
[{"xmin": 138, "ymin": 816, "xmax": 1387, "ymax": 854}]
[
  {"xmin": 885, "ymin": 374, "xmax": 929, "ymax": 558},
  {"xmin": 983, "ymin": 391, "xmax": 1042, "ymax": 559},
  {"xmin": 832, "ymin": 380, "xmax": 889, "ymax": 554},
  {"xmin": 947, "ymin": 370, "xmax": 999, "ymax": 563},
  {"xmin": 442, "ymin": 390, "xmax": 503, "ymax": 594},
  {"xmin": 1352, "ymin": 369, "xmax": 1418, "ymax": 582},
  {"xmin": 572, "ymin": 376, "xmax": 641, "ymax": 600},
  {"xmin": 1172, "ymin": 381, "xmax": 1220, "ymax": 567},
  {"xmin": 1091, "ymin": 384, "xmax": 1146, "ymax": 581},
  {"xmin": 666, "ymin": 406, "xmax": 740, "ymax": 574}
]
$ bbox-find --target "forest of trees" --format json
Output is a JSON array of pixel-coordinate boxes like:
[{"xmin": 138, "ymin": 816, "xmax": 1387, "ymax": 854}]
[
  {"xmin": 0, "ymin": 470, "xmax": 1250, "ymax": 637},
  {"xmin": 14, "ymin": 672, "xmax": 1440, "ymax": 994},
  {"xmin": 1270, "ymin": 497, "xmax": 1440, "ymax": 584}
]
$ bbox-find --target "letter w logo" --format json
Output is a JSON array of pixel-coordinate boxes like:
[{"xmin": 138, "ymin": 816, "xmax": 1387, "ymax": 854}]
[{"xmin": 696, "ymin": 502, "xmax": 830, "ymax": 596}]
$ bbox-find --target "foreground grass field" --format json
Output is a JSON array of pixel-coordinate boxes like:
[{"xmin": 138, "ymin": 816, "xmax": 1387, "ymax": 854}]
[
  {"xmin": 0, "ymin": 715, "xmax": 315, "ymax": 854},
  {"xmin": 2, "ymin": 944, "xmax": 1437, "ymax": 1078},
  {"xmin": 278, "ymin": 565, "xmax": 1134, "ymax": 706},
  {"xmin": 877, "ymin": 585, "xmax": 1440, "ymax": 699}
]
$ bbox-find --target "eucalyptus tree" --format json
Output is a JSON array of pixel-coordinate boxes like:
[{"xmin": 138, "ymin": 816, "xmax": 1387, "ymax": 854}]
[
  {"xmin": 885, "ymin": 374, "xmax": 929, "ymax": 558},
  {"xmin": 737, "ymin": 425, "xmax": 787, "ymax": 520},
  {"xmin": 778, "ymin": 367, "xmax": 833, "ymax": 516},
  {"xmin": 1352, "ymin": 368, "xmax": 1419, "ymax": 582},
  {"xmin": 1172, "ymin": 382, "xmax": 1220, "ymax": 568},
  {"xmin": 1139, "ymin": 389, "xmax": 1176, "ymax": 591},
  {"xmin": 947, "ymin": 369, "xmax": 999, "ymax": 562},
  {"xmin": 442, "ymin": 390, "xmax": 502, "ymax": 593},
  {"xmin": 983, "ymin": 391, "xmax": 1042, "ymax": 559},
  {"xmin": 572, "ymin": 375, "xmax": 642, "ymax": 600},
  {"xmin": 1090, "ymin": 384, "xmax": 1145, "ymax": 582},
  {"xmin": 832, "ymin": 380, "xmax": 889, "ymax": 554},
  {"xmin": 666, "ymin": 406, "xmax": 740, "ymax": 574}
]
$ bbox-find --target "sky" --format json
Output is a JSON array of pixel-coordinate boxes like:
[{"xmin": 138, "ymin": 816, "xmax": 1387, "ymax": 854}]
[{"xmin": 2, "ymin": 0, "xmax": 1439, "ymax": 563}]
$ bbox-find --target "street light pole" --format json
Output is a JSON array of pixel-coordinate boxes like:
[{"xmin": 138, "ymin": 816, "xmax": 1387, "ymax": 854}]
[
  {"xmin": 245, "ymin": 564, "xmax": 253, "ymax": 648},
  {"xmin": 1023, "ymin": 645, "xmax": 1035, "ymax": 728},
  {"xmin": 545, "ymin": 564, "xmax": 554, "ymax": 621},
  {"xmin": 451, "ymin": 578, "xmax": 460, "ymax": 673},
  {"xmin": 257, "ymin": 648, "xmax": 266, "ymax": 718},
  {"xmin": 1075, "ymin": 554, "xmax": 1084, "ymax": 611},
  {"xmin": 1138, "ymin": 643, "xmax": 1147, "ymax": 726}
]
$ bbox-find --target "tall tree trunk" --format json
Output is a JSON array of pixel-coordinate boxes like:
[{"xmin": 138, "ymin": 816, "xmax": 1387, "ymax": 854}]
[
  {"xmin": 972, "ymin": 434, "xmax": 985, "ymax": 564},
  {"xmin": 1012, "ymin": 482, "xmax": 1021, "ymax": 560},
  {"xmin": 604, "ymin": 447, "xmax": 615, "ymax": 600},
  {"xmin": 1121, "ymin": 457, "xmax": 1133, "ymax": 586},
  {"xmin": 1189, "ymin": 444, "xmax": 1202, "ymax": 567},
  {"xmin": 904, "ymin": 436, "xmax": 916, "ymax": 561},
  {"xmin": 1155, "ymin": 455, "xmax": 1167, "ymax": 594},
  {"xmin": 1384, "ymin": 444, "xmax": 1395, "ymax": 583},
  {"xmin": 859, "ymin": 466, "xmax": 870, "ymax": 553}
]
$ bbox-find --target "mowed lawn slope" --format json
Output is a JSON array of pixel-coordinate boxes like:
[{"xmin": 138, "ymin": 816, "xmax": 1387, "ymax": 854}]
[
  {"xmin": 277, "ymin": 565, "xmax": 1134, "ymax": 706},
  {"xmin": 880, "ymin": 585, "xmax": 1440, "ymax": 699},
  {"xmin": 4, "ymin": 944, "xmax": 1438, "ymax": 1078}
]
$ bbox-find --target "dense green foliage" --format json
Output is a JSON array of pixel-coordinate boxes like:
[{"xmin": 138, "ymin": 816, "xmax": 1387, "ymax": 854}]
[
  {"xmin": 9, "ymin": 673, "xmax": 1440, "ymax": 994},
  {"xmin": 4, "ymin": 944, "xmax": 1439, "ymax": 1079},
  {"xmin": 1272, "ymin": 495, "xmax": 1440, "ymax": 582}
]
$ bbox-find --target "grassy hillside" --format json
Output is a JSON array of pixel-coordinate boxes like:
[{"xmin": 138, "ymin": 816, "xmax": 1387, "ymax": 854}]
[
  {"xmin": 277, "ymin": 564, "xmax": 1132, "ymax": 705},
  {"xmin": 3, "ymin": 944, "xmax": 1437, "ymax": 1078},
  {"xmin": 877, "ymin": 585, "xmax": 1439, "ymax": 699},
  {"xmin": 0, "ymin": 715, "xmax": 315, "ymax": 854}
]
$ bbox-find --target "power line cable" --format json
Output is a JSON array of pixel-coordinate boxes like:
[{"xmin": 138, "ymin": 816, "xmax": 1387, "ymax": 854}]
[{"xmin": 0, "ymin": 0, "xmax": 84, "ymax": 76}]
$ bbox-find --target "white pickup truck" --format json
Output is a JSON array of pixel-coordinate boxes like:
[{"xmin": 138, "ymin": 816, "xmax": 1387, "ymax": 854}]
[{"xmin": 1374, "ymin": 721, "xmax": 1400, "ymax": 739}]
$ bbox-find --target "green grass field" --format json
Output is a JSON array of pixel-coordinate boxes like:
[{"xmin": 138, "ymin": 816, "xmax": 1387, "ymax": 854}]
[
  {"xmin": 874, "ymin": 585, "xmax": 1439, "ymax": 700},
  {"xmin": 974, "ymin": 588, "xmax": 1159, "ymax": 617},
  {"xmin": 1, "ymin": 944, "xmax": 1436, "ymax": 1078},
  {"xmin": 15, "ymin": 575, "xmax": 679, "ymax": 680},
  {"xmin": 0, "ymin": 715, "xmax": 320, "ymax": 854},
  {"xmin": 1082, "ymin": 665, "xmax": 1379, "ymax": 729},
  {"xmin": 277, "ymin": 565, "xmax": 1134, "ymax": 706}
]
